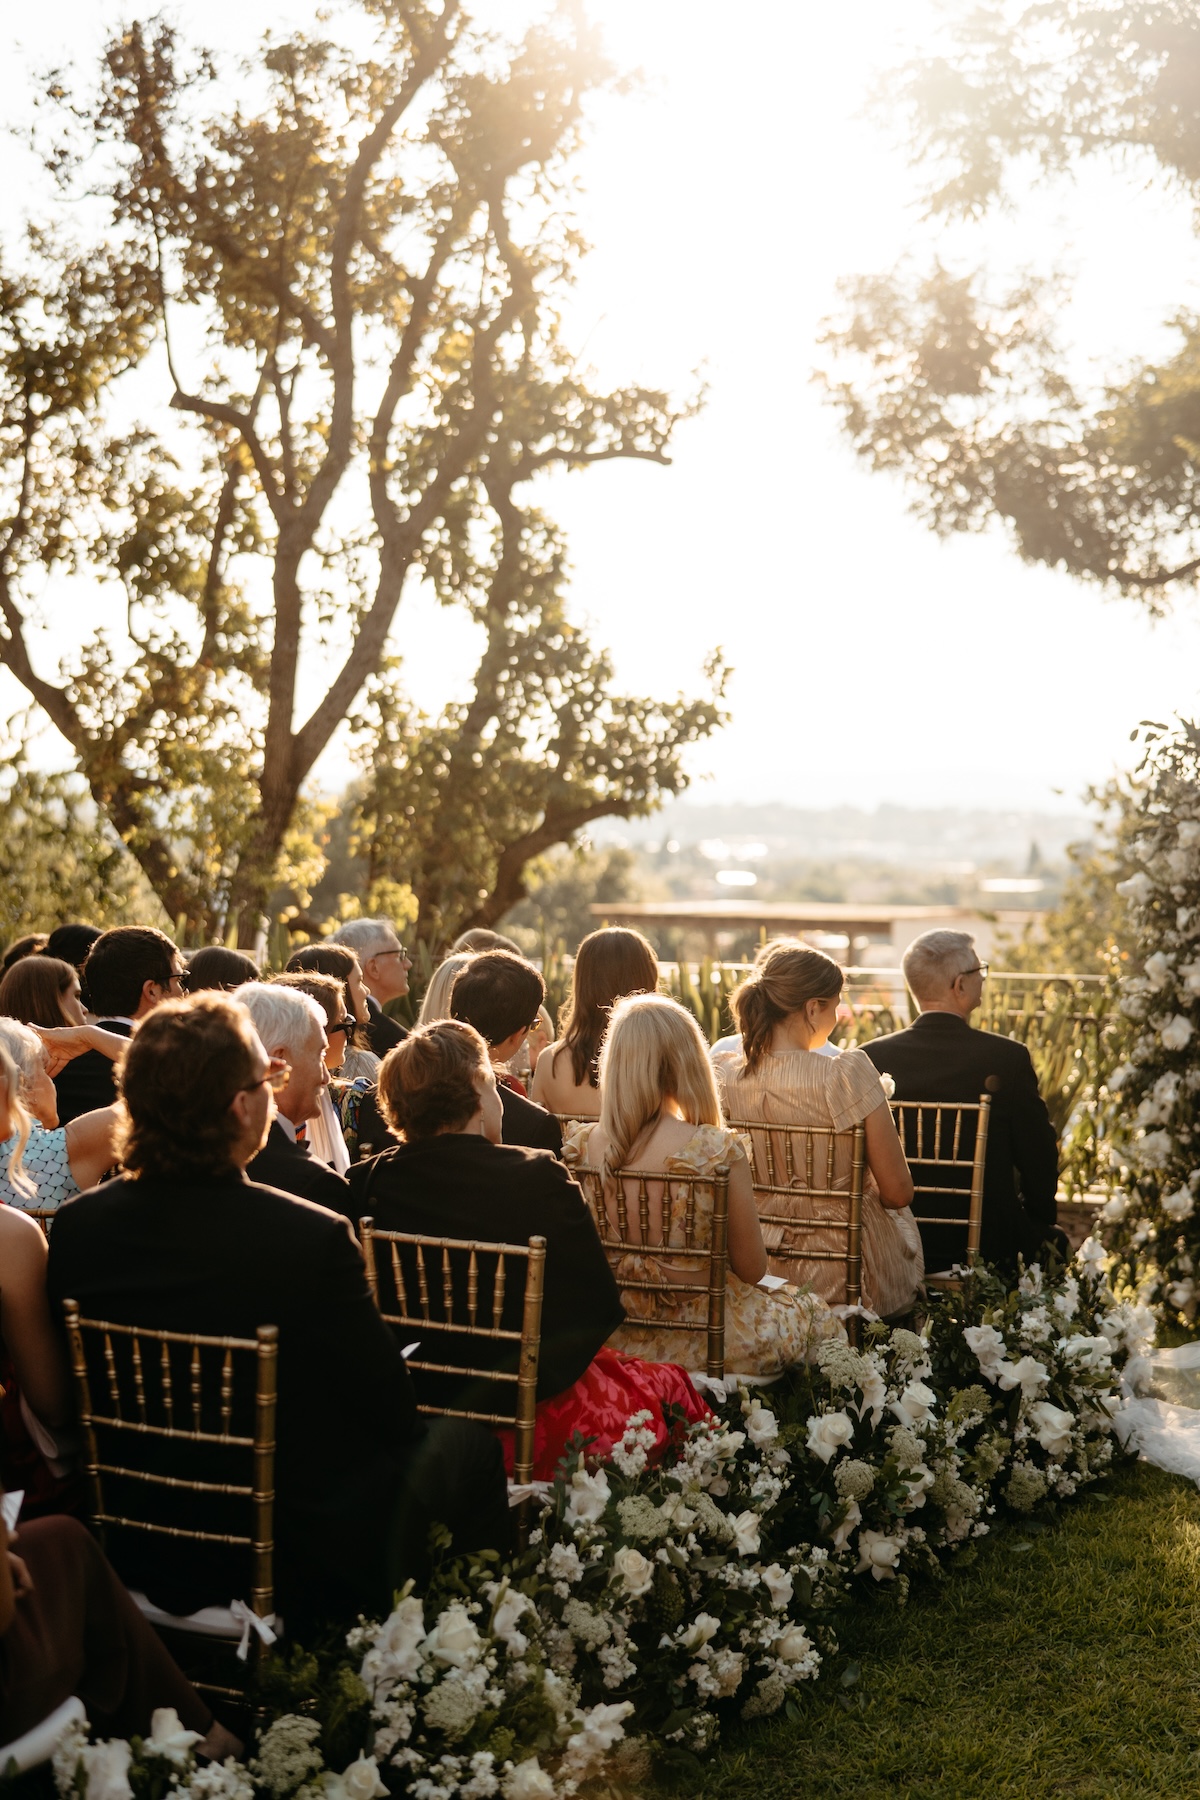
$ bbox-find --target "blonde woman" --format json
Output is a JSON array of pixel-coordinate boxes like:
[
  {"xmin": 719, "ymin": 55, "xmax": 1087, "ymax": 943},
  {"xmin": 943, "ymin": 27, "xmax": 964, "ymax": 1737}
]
[
  {"xmin": 418, "ymin": 952, "xmax": 475, "ymax": 1024},
  {"xmin": 0, "ymin": 1019, "xmax": 120, "ymax": 1211},
  {"xmin": 565, "ymin": 994, "xmax": 842, "ymax": 1376},
  {"xmin": 712, "ymin": 941, "xmax": 922, "ymax": 1319}
]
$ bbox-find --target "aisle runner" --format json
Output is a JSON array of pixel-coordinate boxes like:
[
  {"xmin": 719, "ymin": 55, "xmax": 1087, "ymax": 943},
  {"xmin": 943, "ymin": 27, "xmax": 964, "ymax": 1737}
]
[{"xmin": 1118, "ymin": 1343, "xmax": 1200, "ymax": 1484}]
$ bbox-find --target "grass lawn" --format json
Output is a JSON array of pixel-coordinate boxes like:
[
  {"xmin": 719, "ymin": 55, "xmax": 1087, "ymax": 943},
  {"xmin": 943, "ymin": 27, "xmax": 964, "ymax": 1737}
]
[{"xmin": 688, "ymin": 1458, "xmax": 1200, "ymax": 1800}]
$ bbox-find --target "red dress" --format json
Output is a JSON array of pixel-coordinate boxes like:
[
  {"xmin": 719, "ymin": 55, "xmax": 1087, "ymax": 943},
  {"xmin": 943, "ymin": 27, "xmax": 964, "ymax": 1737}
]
[{"xmin": 496, "ymin": 1345, "xmax": 711, "ymax": 1479}]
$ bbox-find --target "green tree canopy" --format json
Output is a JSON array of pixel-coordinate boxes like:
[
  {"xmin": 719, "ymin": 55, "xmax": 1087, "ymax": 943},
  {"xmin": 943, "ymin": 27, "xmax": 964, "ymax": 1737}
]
[
  {"xmin": 0, "ymin": 1, "xmax": 721, "ymax": 941},
  {"xmin": 820, "ymin": 1, "xmax": 1200, "ymax": 608}
]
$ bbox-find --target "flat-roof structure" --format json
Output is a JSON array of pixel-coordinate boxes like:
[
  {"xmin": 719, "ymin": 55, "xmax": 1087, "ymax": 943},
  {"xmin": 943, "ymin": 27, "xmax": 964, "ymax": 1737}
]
[{"xmin": 587, "ymin": 900, "xmax": 1044, "ymax": 960}]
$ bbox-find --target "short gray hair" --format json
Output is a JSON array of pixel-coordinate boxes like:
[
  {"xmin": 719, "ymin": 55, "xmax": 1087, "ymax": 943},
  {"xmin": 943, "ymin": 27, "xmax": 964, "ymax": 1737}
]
[
  {"xmin": 0, "ymin": 1017, "xmax": 44, "ymax": 1083},
  {"xmin": 902, "ymin": 929, "xmax": 977, "ymax": 1002},
  {"xmin": 232, "ymin": 982, "xmax": 325, "ymax": 1055},
  {"xmin": 329, "ymin": 918, "xmax": 397, "ymax": 960}
]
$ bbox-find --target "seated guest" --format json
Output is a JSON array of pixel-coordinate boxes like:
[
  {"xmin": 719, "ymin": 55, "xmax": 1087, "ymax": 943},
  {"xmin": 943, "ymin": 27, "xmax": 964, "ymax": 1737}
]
[
  {"xmin": 0, "ymin": 1020, "xmax": 119, "ymax": 1212},
  {"xmin": 287, "ymin": 942, "xmax": 380, "ymax": 1081},
  {"xmin": 0, "ymin": 934, "xmax": 47, "ymax": 974},
  {"xmin": 349, "ymin": 1020, "xmax": 707, "ymax": 1478},
  {"xmin": 531, "ymin": 927, "xmax": 659, "ymax": 1120},
  {"xmin": 450, "ymin": 953, "xmax": 562, "ymax": 1153},
  {"xmin": 417, "ymin": 952, "xmax": 475, "ymax": 1025},
  {"xmin": 569, "ymin": 994, "xmax": 844, "ymax": 1376},
  {"xmin": 712, "ymin": 942, "xmax": 922, "ymax": 1319},
  {"xmin": 0, "ymin": 1504, "xmax": 240, "ymax": 1754},
  {"xmin": 46, "ymin": 995, "xmax": 509, "ymax": 1628},
  {"xmin": 0, "ymin": 955, "xmax": 131, "ymax": 1081},
  {"xmin": 44, "ymin": 923, "xmax": 102, "ymax": 976},
  {"xmin": 451, "ymin": 929, "xmax": 521, "ymax": 954},
  {"xmin": 268, "ymin": 972, "xmax": 360, "ymax": 1176},
  {"xmin": 862, "ymin": 930, "xmax": 1061, "ymax": 1273},
  {"xmin": 232, "ymin": 982, "xmax": 353, "ymax": 1206},
  {"xmin": 0, "ymin": 1200, "xmax": 76, "ymax": 1516},
  {"xmin": 329, "ymin": 919, "xmax": 411, "ymax": 1058},
  {"xmin": 185, "ymin": 945, "xmax": 259, "ymax": 992},
  {"xmin": 54, "ymin": 927, "xmax": 185, "ymax": 1123}
]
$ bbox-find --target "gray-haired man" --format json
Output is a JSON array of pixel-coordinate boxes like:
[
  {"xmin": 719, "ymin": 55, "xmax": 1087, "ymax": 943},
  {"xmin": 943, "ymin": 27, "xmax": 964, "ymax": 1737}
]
[
  {"xmin": 330, "ymin": 917, "xmax": 411, "ymax": 1058},
  {"xmin": 863, "ymin": 929, "xmax": 1061, "ymax": 1274}
]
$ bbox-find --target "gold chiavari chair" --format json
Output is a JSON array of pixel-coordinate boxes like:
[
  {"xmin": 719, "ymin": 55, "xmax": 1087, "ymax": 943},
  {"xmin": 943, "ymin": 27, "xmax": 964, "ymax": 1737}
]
[
  {"xmin": 889, "ymin": 1096, "xmax": 992, "ymax": 1290},
  {"xmin": 359, "ymin": 1226, "xmax": 546, "ymax": 1527},
  {"xmin": 62, "ymin": 1301, "xmax": 278, "ymax": 1701},
  {"xmin": 727, "ymin": 1120, "xmax": 866, "ymax": 1345},
  {"xmin": 563, "ymin": 1151, "xmax": 731, "ymax": 1380},
  {"xmin": 24, "ymin": 1207, "xmax": 59, "ymax": 1239}
]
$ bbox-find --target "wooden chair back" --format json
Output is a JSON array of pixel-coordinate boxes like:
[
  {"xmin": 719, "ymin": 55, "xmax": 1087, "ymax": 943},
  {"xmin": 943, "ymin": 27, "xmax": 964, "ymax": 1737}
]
[
  {"xmin": 62, "ymin": 1301, "xmax": 277, "ymax": 1691},
  {"xmin": 727, "ymin": 1119, "xmax": 865, "ymax": 1341},
  {"xmin": 563, "ymin": 1151, "xmax": 730, "ymax": 1379},
  {"xmin": 359, "ymin": 1226, "xmax": 546, "ymax": 1489},
  {"xmin": 889, "ymin": 1096, "xmax": 992, "ymax": 1283}
]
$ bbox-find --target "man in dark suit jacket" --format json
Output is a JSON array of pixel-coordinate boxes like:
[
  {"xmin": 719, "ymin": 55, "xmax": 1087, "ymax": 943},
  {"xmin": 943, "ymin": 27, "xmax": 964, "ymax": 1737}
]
[
  {"xmin": 450, "ymin": 951, "xmax": 563, "ymax": 1154},
  {"xmin": 54, "ymin": 926, "xmax": 185, "ymax": 1122},
  {"xmin": 47, "ymin": 994, "xmax": 508, "ymax": 1631},
  {"xmin": 329, "ymin": 920, "xmax": 411, "ymax": 1058},
  {"xmin": 235, "ymin": 981, "xmax": 355, "ymax": 1219},
  {"xmin": 862, "ymin": 929, "xmax": 1060, "ymax": 1274}
]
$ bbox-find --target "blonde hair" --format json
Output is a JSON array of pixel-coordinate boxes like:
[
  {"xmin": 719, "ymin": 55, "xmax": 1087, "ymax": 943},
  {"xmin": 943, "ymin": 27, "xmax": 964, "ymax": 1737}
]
[
  {"xmin": 0, "ymin": 1019, "xmax": 40, "ymax": 1199},
  {"xmin": 419, "ymin": 953, "xmax": 475, "ymax": 1025},
  {"xmin": 596, "ymin": 993, "xmax": 724, "ymax": 1179}
]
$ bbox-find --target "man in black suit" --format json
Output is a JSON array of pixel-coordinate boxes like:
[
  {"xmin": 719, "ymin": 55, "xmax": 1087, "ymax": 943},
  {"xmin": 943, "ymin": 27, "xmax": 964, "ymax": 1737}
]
[
  {"xmin": 233, "ymin": 980, "xmax": 355, "ymax": 1218},
  {"xmin": 54, "ymin": 927, "xmax": 186, "ymax": 1123},
  {"xmin": 862, "ymin": 929, "xmax": 1060, "ymax": 1274},
  {"xmin": 330, "ymin": 918, "xmax": 411, "ymax": 1058},
  {"xmin": 46, "ymin": 994, "xmax": 509, "ymax": 1631},
  {"xmin": 450, "ymin": 952, "xmax": 563, "ymax": 1154}
]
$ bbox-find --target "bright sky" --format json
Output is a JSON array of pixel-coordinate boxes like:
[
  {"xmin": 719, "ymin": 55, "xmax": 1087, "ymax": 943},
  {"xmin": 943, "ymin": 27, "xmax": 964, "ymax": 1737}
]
[{"xmin": 5, "ymin": 0, "xmax": 1200, "ymax": 813}]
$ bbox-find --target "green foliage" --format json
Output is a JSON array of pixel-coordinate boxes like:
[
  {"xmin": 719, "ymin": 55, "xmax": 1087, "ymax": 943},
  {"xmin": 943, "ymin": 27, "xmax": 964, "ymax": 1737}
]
[{"xmin": 819, "ymin": 2, "xmax": 1200, "ymax": 608}]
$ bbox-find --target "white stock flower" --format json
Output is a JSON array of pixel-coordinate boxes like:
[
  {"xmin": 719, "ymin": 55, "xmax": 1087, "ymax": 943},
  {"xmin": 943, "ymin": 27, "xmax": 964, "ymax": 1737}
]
[
  {"xmin": 889, "ymin": 1380, "xmax": 936, "ymax": 1429},
  {"xmin": 854, "ymin": 1529, "xmax": 903, "ymax": 1582},
  {"xmin": 503, "ymin": 1758, "xmax": 555, "ymax": 1800},
  {"xmin": 729, "ymin": 1510, "xmax": 761, "ymax": 1555},
  {"xmin": 546, "ymin": 1541, "xmax": 585, "ymax": 1583},
  {"xmin": 744, "ymin": 1403, "xmax": 779, "ymax": 1448},
  {"xmin": 423, "ymin": 1604, "xmax": 482, "ymax": 1669},
  {"xmin": 759, "ymin": 1563, "xmax": 793, "ymax": 1609},
  {"xmin": 964, "ymin": 1324, "xmax": 1007, "ymax": 1378},
  {"xmin": 361, "ymin": 1595, "xmax": 426, "ymax": 1690},
  {"xmin": 996, "ymin": 1356, "xmax": 1049, "ymax": 1400},
  {"xmin": 1162, "ymin": 1015, "xmax": 1194, "ymax": 1052},
  {"xmin": 806, "ymin": 1410, "xmax": 855, "ymax": 1464},
  {"xmin": 145, "ymin": 1709, "xmax": 203, "ymax": 1766},
  {"xmin": 489, "ymin": 1583, "xmax": 533, "ymax": 1651},
  {"xmin": 564, "ymin": 1466, "xmax": 611, "ymax": 1527},
  {"xmin": 1026, "ymin": 1402, "xmax": 1075, "ymax": 1459},
  {"xmin": 564, "ymin": 1702, "xmax": 634, "ymax": 1769},
  {"xmin": 80, "ymin": 1742, "xmax": 133, "ymax": 1800},
  {"xmin": 611, "ymin": 1545, "xmax": 655, "ymax": 1599},
  {"xmin": 1163, "ymin": 1186, "xmax": 1196, "ymax": 1222},
  {"xmin": 1098, "ymin": 1194, "xmax": 1129, "ymax": 1223},
  {"xmin": 677, "ymin": 1613, "xmax": 720, "ymax": 1650},
  {"xmin": 1117, "ymin": 872, "xmax": 1155, "ymax": 905}
]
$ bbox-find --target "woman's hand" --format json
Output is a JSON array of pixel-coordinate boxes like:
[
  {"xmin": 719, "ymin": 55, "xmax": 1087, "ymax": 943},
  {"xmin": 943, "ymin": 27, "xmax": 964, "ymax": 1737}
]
[{"xmin": 33, "ymin": 1024, "xmax": 129, "ymax": 1071}]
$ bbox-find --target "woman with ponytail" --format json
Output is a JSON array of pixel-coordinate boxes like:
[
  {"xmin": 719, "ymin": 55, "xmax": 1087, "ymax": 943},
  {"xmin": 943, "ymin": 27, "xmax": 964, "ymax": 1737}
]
[
  {"xmin": 713, "ymin": 940, "xmax": 921, "ymax": 1318},
  {"xmin": 565, "ymin": 993, "xmax": 843, "ymax": 1375}
]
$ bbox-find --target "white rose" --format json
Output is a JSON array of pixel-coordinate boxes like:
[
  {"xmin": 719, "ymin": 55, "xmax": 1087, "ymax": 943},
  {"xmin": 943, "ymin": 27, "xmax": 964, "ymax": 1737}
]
[
  {"xmin": 611, "ymin": 1545, "xmax": 654, "ymax": 1599},
  {"xmin": 339, "ymin": 1756, "xmax": 388, "ymax": 1800},
  {"xmin": 854, "ymin": 1529, "xmax": 903, "ymax": 1582},
  {"xmin": 889, "ymin": 1380, "xmax": 936, "ymax": 1429},
  {"xmin": 658, "ymin": 1491, "xmax": 696, "ymax": 1531},
  {"xmin": 423, "ymin": 1603, "xmax": 481, "ymax": 1668},
  {"xmin": 678, "ymin": 1613, "xmax": 720, "ymax": 1650},
  {"xmin": 1116, "ymin": 872, "xmax": 1154, "ymax": 905},
  {"xmin": 144, "ymin": 1709, "xmax": 202, "ymax": 1766},
  {"xmin": 1026, "ymin": 1401, "xmax": 1075, "ymax": 1460},
  {"xmin": 759, "ymin": 1562, "xmax": 793, "ymax": 1609},
  {"xmin": 745, "ymin": 1404, "xmax": 779, "ymax": 1448},
  {"xmin": 503, "ymin": 1758, "xmax": 556, "ymax": 1800},
  {"xmin": 963, "ymin": 1324, "xmax": 1006, "ymax": 1377},
  {"xmin": 1144, "ymin": 951, "xmax": 1174, "ymax": 989},
  {"xmin": 491, "ymin": 1583, "xmax": 533, "ymax": 1649},
  {"xmin": 81, "ymin": 1742, "xmax": 133, "ymax": 1800},
  {"xmin": 1162, "ymin": 1015, "xmax": 1194, "ymax": 1052},
  {"xmin": 1163, "ymin": 1186, "xmax": 1195, "ymax": 1222},
  {"xmin": 775, "ymin": 1624, "xmax": 815, "ymax": 1662},
  {"xmin": 564, "ymin": 1466, "xmax": 611, "ymax": 1527},
  {"xmin": 806, "ymin": 1410, "xmax": 855, "ymax": 1464},
  {"xmin": 996, "ymin": 1355, "xmax": 1049, "ymax": 1399},
  {"xmin": 729, "ymin": 1510, "xmax": 761, "ymax": 1555},
  {"xmin": 1098, "ymin": 1194, "xmax": 1129, "ymax": 1223}
]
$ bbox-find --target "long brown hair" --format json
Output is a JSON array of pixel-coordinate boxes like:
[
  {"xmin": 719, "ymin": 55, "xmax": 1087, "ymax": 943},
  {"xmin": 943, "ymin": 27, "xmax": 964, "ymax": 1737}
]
[
  {"xmin": 0, "ymin": 955, "xmax": 77, "ymax": 1030},
  {"xmin": 555, "ymin": 928, "xmax": 659, "ymax": 1088},
  {"xmin": 732, "ymin": 940, "xmax": 843, "ymax": 1075}
]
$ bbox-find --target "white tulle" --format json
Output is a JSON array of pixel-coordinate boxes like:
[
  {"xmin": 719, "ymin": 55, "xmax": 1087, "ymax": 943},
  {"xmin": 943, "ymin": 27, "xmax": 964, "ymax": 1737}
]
[{"xmin": 1116, "ymin": 1342, "xmax": 1200, "ymax": 1482}]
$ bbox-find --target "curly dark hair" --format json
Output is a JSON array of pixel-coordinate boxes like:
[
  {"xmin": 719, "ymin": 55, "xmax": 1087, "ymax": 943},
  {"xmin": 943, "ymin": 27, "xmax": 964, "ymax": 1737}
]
[
  {"xmin": 117, "ymin": 995, "xmax": 260, "ymax": 1180},
  {"xmin": 377, "ymin": 1019, "xmax": 489, "ymax": 1141}
]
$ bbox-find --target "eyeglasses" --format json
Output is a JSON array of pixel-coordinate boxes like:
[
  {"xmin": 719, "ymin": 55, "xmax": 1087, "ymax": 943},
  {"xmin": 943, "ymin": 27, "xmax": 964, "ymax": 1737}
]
[
  {"xmin": 959, "ymin": 962, "xmax": 989, "ymax": 980},
  {"xmin": 330, "ymin": 1016, "xmax": 357, "ymax": 1037},
  {"xmin": 242, "ymin": 1057, "xmax": 291, "ymax": 1095},
  {"xmin": 374, "ymin": 948, "xmax": 411, "ymax": 964}
]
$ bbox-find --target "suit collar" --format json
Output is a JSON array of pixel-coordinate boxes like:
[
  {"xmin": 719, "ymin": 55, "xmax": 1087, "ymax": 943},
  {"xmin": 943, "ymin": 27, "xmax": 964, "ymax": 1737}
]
[{"xmin": 911, "ymin": 1012, "xmax": 972, "ymax": 1032}]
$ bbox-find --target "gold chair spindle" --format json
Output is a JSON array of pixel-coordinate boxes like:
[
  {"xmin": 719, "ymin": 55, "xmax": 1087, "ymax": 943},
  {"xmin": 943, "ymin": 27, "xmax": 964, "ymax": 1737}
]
[{"xmin": 131, "ymin": 1337, "xmax": 147, "ymax": 1424}]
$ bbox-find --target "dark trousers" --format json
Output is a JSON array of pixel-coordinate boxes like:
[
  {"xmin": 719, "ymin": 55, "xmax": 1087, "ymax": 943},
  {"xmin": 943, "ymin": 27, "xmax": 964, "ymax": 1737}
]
[
  {"xmin": 0, "ymin": 1516, "xmax": 211, "ymax": 1743},
  {"xmin": 387, "ymin": 1417, "xmax": 512, "ymax": 1591}
]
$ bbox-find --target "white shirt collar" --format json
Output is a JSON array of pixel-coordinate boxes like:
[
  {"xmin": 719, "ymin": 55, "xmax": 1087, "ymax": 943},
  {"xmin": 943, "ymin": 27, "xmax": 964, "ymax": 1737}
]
[{"xmin": 275, "ymin": 1115, "xmax": 298, "ymax": 1144}]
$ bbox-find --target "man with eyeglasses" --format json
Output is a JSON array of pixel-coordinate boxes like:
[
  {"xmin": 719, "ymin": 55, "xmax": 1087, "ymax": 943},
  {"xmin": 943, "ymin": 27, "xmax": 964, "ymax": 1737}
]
[
  {"xmin": 54, "ymin": 926, "xmax": 187, "ymax": 1123},
  {"xmin": 329, "ymin": 918, "xmax": 412, "ymax": 1058},
  {"xmin": 863, "ymin": 928, "xmax": 1062, "ymax": 1275}
]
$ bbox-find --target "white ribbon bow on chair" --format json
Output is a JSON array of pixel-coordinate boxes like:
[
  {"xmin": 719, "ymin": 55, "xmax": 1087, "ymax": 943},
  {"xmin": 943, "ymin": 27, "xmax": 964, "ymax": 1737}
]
[{"xmin": 230, "ymin": 1599, "xmax": 278, "ymax": 1661}]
